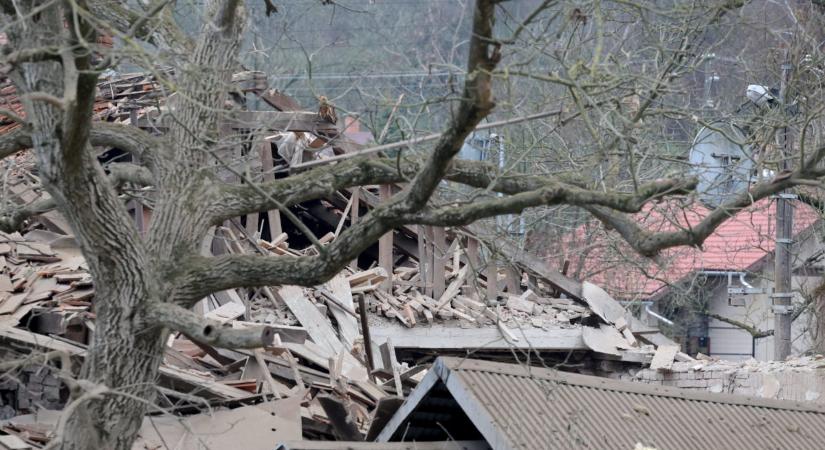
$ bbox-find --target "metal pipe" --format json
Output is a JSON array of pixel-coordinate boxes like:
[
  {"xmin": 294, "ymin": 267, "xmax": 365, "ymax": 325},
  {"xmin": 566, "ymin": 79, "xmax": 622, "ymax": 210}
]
[
  {"xmin": 644, "ymin": 303, "xmax": 674, "ymax": 326},
  {"xmin": 738, "ymin": 273, "xmax": 754, "ymax": 289},
  {"xmin": 697, "ymin": 270, "xmax": 754, "ymax": 288},
  {"xmin": 617, "ymin": 300, "xmax": 675, "ymax": 326}
]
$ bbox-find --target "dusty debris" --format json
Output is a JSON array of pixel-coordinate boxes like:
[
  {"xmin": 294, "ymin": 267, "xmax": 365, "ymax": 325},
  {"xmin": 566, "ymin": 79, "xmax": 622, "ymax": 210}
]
[{"xmin": 0, "ymin": 72, "xmax": 688, "ymax": 448}]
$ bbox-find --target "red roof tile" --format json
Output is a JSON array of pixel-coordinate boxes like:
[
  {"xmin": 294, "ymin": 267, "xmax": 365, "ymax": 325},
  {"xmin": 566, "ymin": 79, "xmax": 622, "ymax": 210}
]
[{"xmin": 554, "ymin": 199, "xmax": 820, "ymax": 299}]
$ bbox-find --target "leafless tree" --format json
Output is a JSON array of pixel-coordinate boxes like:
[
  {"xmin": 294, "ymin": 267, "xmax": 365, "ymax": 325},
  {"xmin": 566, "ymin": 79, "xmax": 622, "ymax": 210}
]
[{"xmin": 6, "ymin": 0, "xmax": 825, "ymax": 448}]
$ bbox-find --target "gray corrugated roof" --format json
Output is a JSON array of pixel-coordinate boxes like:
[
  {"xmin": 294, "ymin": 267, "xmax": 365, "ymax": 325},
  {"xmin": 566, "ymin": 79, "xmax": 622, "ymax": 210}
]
[
  {"xmin": 275, "ymin": 441, "xmax": 490, "ymax": 450},
  {"xmin": 377, "ymin": 357, "xmax": 825, "ymax": 450}
]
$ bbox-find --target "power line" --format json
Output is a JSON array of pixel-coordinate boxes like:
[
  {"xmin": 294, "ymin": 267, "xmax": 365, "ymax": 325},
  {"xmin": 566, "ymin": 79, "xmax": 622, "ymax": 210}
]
[{"xmin": 268, "ymin": 71, "xmax": 463, "ymax": 81}]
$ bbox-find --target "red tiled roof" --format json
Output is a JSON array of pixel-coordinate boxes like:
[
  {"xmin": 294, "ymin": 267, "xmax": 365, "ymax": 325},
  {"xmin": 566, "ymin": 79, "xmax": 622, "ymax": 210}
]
[
  {"xmin": 0, "ymin": 81, "xmax": 113, "ymax": 135},
  {"xmin": 554, "ymin": 199, "xmax": 820, "ymax": 299}
]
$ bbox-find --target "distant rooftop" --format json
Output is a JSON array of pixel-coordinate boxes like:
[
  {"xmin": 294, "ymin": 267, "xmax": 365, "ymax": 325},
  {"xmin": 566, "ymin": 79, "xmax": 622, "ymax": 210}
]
[{"xmin": 553, "ymin": 198, "xmax": 821, "ymax": 299}]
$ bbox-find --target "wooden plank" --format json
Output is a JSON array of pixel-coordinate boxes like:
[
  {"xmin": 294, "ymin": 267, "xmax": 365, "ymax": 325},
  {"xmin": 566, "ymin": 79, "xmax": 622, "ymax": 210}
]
[
  {"xmin": 0, "ymin": 326, "xmax": 86, "ymax": 355},
  {"xmin": 0, "ymin": 434, "xmax": 33, "ymax": 449},
  {"xmin": 244, "ymin": 111, "xmax": 339, "ymax": 133},
  {"xmin": 259, "ymin": 89, "xmax": 302, "ymax": 111},
  {"xmin": 466, "ymin": 237, "xmax": 480, "ymax": 298},
  {"xmin": 159, "ymin": 365, "xmax": 252, "ymax": 399},
  {"xmin": 276, "ymin": 286, "xmax": 343, "ymax": 355},
  {"xmin": 380, "ymin": 338, "xmax": 403, "ymax": 398},
  {"xmin": 0, "ymin": 293, "xmax": 27, "ymax": 315},
  {"xmin": 347, "ymin": 267, "xmax": 387, "ymax": 287},
  {"xmin": 486, "ymin": 256, "xmax": 498, "ymax": 301},
  {"xmin": 467, "ymin": 237, "xmax": 479, "ymax": 267},
  {"xmin": 136, "ymin": 111, "xmax": 337, "ymax": 134},
  {"xmin": 0, "ymin": 274, "xmax": 12, "ymax": 292},
  {"xmin": 422, "ymin": 226, "xmax": 434, "ymax": 297},
  {"xmin": 435, "ymin": 265, "xmax": 468, "ymax": 310},
  {"xmin": 284, "ymin": 350, "xmax": 306, "ymax": 389},
  {"xmin": 204, "ymin": 302, "xmax": 246, "ymax": 324},
  {"xmin": 136, "ymin": 394, "xmax": 302, "ymax": 449},
  {"xmin": 317, "ymin": 289, "xmax": 357, "ymax": 318},
  {"xmin": 380, "ymin": 364, "xmax": 428, "ymax": 389},
  {"xmin": 402, "ymin": 304, "xmax": 416, "ymax": 327},
  {"xmin": 353, "ymin": 380, "xmax": 388, "ymax": 403},
  {"xmin": 323, "ymin": 275, "xmax": 358, "ymax": 350},
  {"xmin": 254, "ymin": 349, "xmax": 286, "ymax": 399},
  {"xmin": 650, "ymin": 344, "xmax": 680, "ymax": 371},
  {"xmin": 245, "ymin": 212, "xmax": 258, "ymax": 237},
  {"xmin": 258, "ymin": 139, "xmax": 282, "ymax": 238},
  {"xmin": 432, "ymin": 227, "xmax": 446, "ymax": 298},
  {"xmin": 284, "ymin": 339, "xmax": 367, "ymax": 381},
  {"xmin": 491, "ymin": 238, "xmax": 583, "ymax": 299},
  {"xmin": 369, "ymin": 324, "xmax": 585, "ymax": 350},
  {"xmin": 358, "ymin": 295, "xmax": 376, "ymax": 380},
  {"xmin": 349, "ymin": 189, "xmax": 360, "ymax": 269},
  {"xmin": 378, "ymin": 185, "xmax": 393, "ymax": 292},
  {"xmin": 334, "ymin": 190, "xmax": 356, "ymax": 239}
]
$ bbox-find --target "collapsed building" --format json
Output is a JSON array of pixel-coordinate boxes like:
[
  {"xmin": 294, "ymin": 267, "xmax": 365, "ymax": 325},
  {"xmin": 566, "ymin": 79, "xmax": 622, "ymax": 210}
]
[{"xmin": 0, "ymin": 71, "xmax": 819, "ymax": 449}]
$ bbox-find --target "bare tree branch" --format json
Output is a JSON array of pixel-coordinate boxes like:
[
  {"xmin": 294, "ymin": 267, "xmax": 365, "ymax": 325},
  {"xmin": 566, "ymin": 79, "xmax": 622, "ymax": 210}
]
[
  {"xmin": 0, "ymin": 127, "xmax": 33, "ymax": 159},
  {"xmin": 212, "ymin": 151, "xmax": 700, "ymax": 221},
  {"xmin": 0, "ymin": 122, "xmax": 162, "ymax": 166},
  {"xmin": 0, "ymin": 162, "xmax": 154, "ymax": 233},
  {"xmin": 399, "ymin": 179, "xmax": 697, "ymax": 226},
  {"xmin": 2, "ymin": 46, "xmax": 63, "ymax": 65},
  {"xmin": 107, "ymin": 163, "xmax": 154, "ymax": 188},
  {"xmin": 85, "ymin": 0, "xmax": 192, "ymax": 52},
  {"xmin": 706, "ymin": 312, "xmax": 774, "ymax": 339},
  {"xmin": 0, "ymin": 197, "xmax": 57, "ymax": 233},
  {"xmin": 146, "ymin": 302, "xmax": 276, "ymax": 348},
  {"xmin": 582, "ymin": 170, "xmax": 811, "ymax": 257},
  {"xmin": 177, "ymin": 172, "xmax": 695, "ymax": 302}
]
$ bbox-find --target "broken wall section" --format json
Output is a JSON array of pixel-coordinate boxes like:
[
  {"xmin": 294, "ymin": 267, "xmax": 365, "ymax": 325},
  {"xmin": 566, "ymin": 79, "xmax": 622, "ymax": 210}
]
[{"xmin": 621, "ymin": 356, "xmax": 825, "ymax": 403}]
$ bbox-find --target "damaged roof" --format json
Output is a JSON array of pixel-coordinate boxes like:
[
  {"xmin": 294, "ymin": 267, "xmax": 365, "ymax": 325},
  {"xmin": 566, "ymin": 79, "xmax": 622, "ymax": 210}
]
[
  {"xmin": 556, "ymin": 199, "xmax": 821, "ymax": 299},
  {"xmin": 377, "ymin": 356, "xmax": 825, "ymax": 450}
]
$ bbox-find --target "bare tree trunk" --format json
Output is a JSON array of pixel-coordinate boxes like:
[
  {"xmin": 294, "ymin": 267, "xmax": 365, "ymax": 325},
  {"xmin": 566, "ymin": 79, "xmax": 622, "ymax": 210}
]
[{"xmin": 62, "ymin": 297, "xmax": 165, "ymax": 449}]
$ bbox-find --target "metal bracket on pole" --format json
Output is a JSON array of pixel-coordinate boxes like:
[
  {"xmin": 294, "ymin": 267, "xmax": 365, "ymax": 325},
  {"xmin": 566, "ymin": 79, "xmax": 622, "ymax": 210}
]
[
  {"xmin": 776, "ymin": 238, "xmax": 794, "ymax": 244},
  {"xmin": 771, "ymin": 292, "xmax": 794, "ymax": 312},
  {"xmin": 772, "ymin": 304, "xmax": 793, "ymax": 315},
  {"xmin": 727, "ymin": 287, "xmax": 766, "ymax": 295},
  {"xmin": 770, "ymin": 193, "xmax": 799, "ymax": 200}
]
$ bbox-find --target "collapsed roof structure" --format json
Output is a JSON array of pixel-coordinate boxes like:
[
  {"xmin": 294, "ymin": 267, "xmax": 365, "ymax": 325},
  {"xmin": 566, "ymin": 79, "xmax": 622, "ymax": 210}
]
[{"xmin": 0, "ymin": 70, "xmax": 709, "ymax": 448}]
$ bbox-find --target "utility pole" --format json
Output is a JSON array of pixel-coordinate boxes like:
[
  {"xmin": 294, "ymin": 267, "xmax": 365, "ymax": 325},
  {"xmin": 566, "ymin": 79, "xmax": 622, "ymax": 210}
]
[{"xmin": 773, "ymin": 53, "xmax": 794, "ymax": 360}]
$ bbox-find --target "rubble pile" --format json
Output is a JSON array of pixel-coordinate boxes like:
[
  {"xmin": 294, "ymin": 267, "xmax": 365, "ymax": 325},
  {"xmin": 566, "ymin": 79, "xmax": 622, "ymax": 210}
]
[
  {"xmin": 0, "ymin": 71, "xmax": 692, "ymax": 449},
  {"xmin": 628, "ymin": 354, "xmax": 825, "ymax": 402},
  {"xmin": 0, "ymin": 214, "xmax": 693, "ymax": 449}
]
